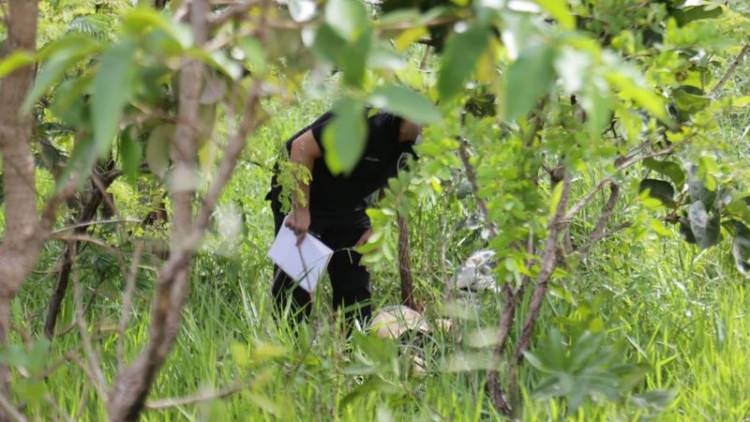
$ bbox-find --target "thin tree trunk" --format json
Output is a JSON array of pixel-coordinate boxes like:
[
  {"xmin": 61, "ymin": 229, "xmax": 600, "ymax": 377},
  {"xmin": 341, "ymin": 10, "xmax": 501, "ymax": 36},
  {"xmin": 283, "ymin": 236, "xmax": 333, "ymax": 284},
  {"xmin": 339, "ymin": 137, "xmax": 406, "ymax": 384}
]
[
  {"xmin": 397, "ymin": 213, "xmax": 420, "ymax": 311},
  {"xmin": 0, "ymin": 1, "xmax": 40, "ymax": 418},
  {"xmin": 44, "ymin": 170, "xmax": 119, "ymax": 339}
]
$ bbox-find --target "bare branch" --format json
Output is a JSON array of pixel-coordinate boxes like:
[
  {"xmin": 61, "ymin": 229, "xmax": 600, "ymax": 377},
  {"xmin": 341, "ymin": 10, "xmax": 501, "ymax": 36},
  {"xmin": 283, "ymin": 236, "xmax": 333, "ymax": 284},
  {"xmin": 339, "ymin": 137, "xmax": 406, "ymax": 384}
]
[
  {"xmin": 710, "ymin": 44, "xmax": 749, "ymax": 97},
  {"xmin": 73, "ymin": 274, "xmax": 108, "ymax": 402},
  {"xmin": 0, "ymin": 393, "xmax": 25, "ymax": 422},
  {"xmin": 457, "ymin": 137, "xmax": 498, "ymax": 238},
  {"xmin": 118, "ymin": 242, "xmax": 144, "ymax": 370},
  {"xmin": 145, "ymin": 381, "xmax": 251, "ymax": 410}
]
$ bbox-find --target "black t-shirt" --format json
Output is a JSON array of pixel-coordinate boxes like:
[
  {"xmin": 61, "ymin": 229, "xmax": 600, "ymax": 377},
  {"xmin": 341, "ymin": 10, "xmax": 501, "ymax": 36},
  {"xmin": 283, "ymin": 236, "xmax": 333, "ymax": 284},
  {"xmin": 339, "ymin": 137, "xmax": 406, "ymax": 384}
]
[{"xmin": 271, "ymin": 110, "xmax": 415, "ymax": 222}]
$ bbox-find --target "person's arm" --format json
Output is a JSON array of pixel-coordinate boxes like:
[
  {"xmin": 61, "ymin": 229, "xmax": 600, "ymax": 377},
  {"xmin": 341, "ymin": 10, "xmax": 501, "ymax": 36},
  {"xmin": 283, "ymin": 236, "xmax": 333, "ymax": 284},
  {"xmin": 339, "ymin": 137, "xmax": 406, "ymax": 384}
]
[{"xmin": 286, "ymin": 129, "xmax": 321, "ymax": 245}]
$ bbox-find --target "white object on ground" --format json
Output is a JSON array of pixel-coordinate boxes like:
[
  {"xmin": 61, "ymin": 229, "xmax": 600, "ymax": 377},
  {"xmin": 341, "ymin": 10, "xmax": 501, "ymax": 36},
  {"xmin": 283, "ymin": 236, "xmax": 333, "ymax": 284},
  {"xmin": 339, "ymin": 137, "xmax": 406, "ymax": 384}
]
[
  {"xmin": 268, "ymin": 218, "xmax": 333, "ymax": 293},
  {"xmin": 370, "ymin": 305, "xmax": 430, "ymax": 339},
  {"xmin": 449, "ymin": 249, "xmax": 499, "ymax": 292}
]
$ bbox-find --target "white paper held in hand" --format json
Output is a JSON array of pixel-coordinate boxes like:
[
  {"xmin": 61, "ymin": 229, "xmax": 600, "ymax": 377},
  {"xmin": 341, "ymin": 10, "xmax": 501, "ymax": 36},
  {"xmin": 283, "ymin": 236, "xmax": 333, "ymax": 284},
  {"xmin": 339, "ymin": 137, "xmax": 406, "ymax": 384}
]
[{"xmin": 268, "ymin": 218, "xmax": 333, "ymax": 293}]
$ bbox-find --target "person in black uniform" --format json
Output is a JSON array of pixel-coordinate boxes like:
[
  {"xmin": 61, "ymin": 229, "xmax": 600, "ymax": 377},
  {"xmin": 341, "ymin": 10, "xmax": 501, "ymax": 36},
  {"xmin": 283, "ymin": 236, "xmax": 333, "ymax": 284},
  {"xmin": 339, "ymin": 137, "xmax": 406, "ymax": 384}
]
[{"xmin": 267, "ymin": 109, "xmax": 421, "ymax": 326}]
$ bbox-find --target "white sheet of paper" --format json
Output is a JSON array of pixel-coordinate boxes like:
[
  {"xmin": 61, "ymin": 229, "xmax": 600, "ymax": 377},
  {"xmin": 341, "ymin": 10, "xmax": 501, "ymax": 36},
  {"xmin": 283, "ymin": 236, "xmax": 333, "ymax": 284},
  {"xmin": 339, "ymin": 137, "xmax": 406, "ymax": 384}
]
[{"xmin": 268, "ymin": 219, "xmax": 333, "ymax": 293}]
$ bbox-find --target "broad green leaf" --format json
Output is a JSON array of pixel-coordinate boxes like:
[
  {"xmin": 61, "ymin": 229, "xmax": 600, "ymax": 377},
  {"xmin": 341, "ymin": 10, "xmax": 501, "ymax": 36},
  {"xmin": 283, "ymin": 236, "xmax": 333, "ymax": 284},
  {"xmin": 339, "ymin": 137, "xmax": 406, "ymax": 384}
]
[
  {"xmin": 325, "ymin": 0, "xmax": 369, "ymax": 41},
  {"xmin": 238, "ymin": 37, "xmax": 267, "ymax": 73},
  {"xmin": 122, "ymin": 7, "xmax": 192, "ymax": 48},
  {"xmin": 92, "ymin": 40, "xmax": 137, "ymax": 157},
  {"xmin": 322, "ymin": 98, "xmax": 367, "ymax": 174},
  {"xmin": 687, "ymin": 165, "xmax": 716, "ymax": 208},
  {"xmin": 341, "ymin": 28, "xmax": 372, "ymax": 88},
  {"xmin": 0, "ymin": 51, "xmax": 35, "ymax": 78},
  {"xmin": 312, "ymin": 24, "xmax": 346, "ymax": 64},
  {"xmin": 643, "ymin": 158, "xmax": 686, "ymax": 188},
  {"xmin": 639, "ymin": 179, "xmax": 675, "ymax": 207},
  {"xmin": 688, "ymin": 200, "xmax": 721, "ymax": 249},
  {"xmin": 339, "ymin": 376, "xmax": 400, "ymax": 408},
  {"xmin": 395, "ymin": 27, "xmax": 428, "ymax": 52},
  {"xmin": 120, "ymin": 127, "xmax": 142, "ymax": 185},
  {"xmin": 146, "ymin": 124, "xmax": 174, "ymax": 179},
  {"xmin": 438, "ymin": 25, "xmax": 491, "ymax": 101},
  {"xmin": 606, "ymin": 68, "xmax": 668, "ymax": 122},
  {"xmin": 22, "ymin": 35, "xmax": 101, "ymax": 113},
  {"xmin": 582, "ymin": 77, "xmax": 612, "ymax": 137},
  {"xmin": 534, "ymin": 0, "xmax": 575, "ymax": 29},
  {"xmin": 726, "ymin": 197, "xmax": 750, "ymax": 226},
  {"xmin": 673, "ymin": 3, "xmax": 723, "ymax": 26},
  {"xmin": 369, "ymin": 85, "xmax": 440, "ymax": 125},
  {"xmin": 505, "ymin": 43, "xmax": 557, "ymax": 121}
]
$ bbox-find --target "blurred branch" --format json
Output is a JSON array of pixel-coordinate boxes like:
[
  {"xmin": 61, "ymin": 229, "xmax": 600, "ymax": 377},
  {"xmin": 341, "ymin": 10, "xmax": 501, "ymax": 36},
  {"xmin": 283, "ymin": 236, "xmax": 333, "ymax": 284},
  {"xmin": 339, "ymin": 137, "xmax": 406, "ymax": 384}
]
[
  {"xmin": 0, "ymin": 393, "xmax": 25, "ymax": 422},
  {"xmin": 145, "ymin": 381, "xmax": 251, "ymax": 410},
  {"xmin": 710, "ymin": 44, "xmax": 749, "ymax": 97},
  {"xmin": 117, "ymin": 242, "xmax": 144, "ymax": 371},
  {"xmin": 73, "ymin": 274, "xmax": 108, "ymax": 403}
]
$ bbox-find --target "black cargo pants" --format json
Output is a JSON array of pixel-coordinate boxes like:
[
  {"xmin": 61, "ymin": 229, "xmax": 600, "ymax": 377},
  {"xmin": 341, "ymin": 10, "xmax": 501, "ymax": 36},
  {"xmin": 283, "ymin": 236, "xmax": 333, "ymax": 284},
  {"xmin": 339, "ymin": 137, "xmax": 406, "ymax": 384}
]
[{"xmin": 269, "ymin": 196, "xmax": 372, "ymax": 325}]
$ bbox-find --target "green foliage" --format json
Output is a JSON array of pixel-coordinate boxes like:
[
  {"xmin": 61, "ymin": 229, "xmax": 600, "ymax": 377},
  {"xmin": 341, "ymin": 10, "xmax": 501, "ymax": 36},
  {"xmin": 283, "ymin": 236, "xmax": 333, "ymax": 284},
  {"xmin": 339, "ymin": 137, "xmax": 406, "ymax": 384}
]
[{"xmin": 322, "ymin": 98, "xmax": 367, "ymax": 174}]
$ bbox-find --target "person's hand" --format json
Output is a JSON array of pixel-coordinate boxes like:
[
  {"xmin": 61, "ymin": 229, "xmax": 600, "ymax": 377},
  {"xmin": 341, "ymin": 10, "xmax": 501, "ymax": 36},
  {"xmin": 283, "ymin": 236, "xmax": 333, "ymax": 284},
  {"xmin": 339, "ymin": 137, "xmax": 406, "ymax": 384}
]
[
  {"xmin": 355, "ymin": 228, "xmax": 373, "ymax": 247},
  {"xmin": 286, "ymin": 208, "xmax": 311, "ymax": 246}
]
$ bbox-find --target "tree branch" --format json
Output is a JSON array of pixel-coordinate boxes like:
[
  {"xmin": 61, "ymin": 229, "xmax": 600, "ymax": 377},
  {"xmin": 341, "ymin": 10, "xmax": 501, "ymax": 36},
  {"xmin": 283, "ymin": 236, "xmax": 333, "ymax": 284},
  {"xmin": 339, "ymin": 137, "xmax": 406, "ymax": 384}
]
[{"xmin": 710, "ymin": 44, "xmax": 749, "ymax": 97}]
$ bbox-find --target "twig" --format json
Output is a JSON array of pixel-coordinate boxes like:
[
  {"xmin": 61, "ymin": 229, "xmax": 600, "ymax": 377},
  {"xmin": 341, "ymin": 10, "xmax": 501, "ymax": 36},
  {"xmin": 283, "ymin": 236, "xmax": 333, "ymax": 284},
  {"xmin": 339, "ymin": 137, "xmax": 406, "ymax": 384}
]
[
  {"xmin": 50, "ymin": 218, "xmax": 141, "ymax": 235},
  {"xmin": 508, "ymin": 170, "xmax": 572, "ymax": 412},
  {"xmin": 44, "ymin": 394, "xmax": 74, "ymax": 422},
  {"xmin": 576, "ymin": 182, "xmax": 621, "ymax": 259},
  {"xmin": 72, "ymin": 274, "xmax": 108, "ymax": 403},
  {"xmin": 0, "ymin": 393, "xmax": 25, "ymax": 422},
  {"xmin": 457, "ymin": 137, "xmax": 498, "ymax": 238},
  {"xmin": 117, "ymin": 242, "xmax": 144, "ymax": 370},
  {"xmin": 709, "ymin": 44, "xmax": 749, "ymax": 97},
  {"xmin": 563, "ymin": 144, "xmax": 675, "ymax": 222},
  {"xmin": 208, "ymin": 0, "xmax": 259, "ymax": 27},
  {"xmin": 145, "ymin": 381, "xmax": 251, "ymax": 410}
]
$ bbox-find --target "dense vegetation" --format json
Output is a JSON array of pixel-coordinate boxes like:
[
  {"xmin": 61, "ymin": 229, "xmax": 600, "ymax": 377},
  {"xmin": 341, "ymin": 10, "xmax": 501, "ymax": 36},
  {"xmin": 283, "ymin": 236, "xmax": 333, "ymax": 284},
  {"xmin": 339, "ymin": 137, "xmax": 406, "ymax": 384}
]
[{"xmin": 0, "ymin": 0, "xmax": 748, "ymax": 420}]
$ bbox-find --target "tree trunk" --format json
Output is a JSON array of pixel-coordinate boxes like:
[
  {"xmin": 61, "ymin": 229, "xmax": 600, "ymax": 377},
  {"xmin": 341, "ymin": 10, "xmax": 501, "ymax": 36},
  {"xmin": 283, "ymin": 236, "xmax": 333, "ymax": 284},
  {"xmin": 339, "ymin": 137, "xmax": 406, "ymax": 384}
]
[
  {"xmin": 0, "ymin": 1, "xmax": 40, "ymax": 418},
  {"xmin": 397, "ymin": 214, "xmax": 420, "ymax": 311},
  {"xmin": 44, "ymin": 170, "xmax": 119, "ymax": 339},
  {"xmin": 107, "ymin": 1, "xmax": 208, "ymax": 419}
]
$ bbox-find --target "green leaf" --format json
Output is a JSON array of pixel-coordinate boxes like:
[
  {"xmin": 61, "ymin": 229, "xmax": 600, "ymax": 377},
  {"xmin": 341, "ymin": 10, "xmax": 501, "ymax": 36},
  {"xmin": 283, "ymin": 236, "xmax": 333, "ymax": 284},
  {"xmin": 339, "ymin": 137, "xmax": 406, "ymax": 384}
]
[
  {"xmin": 341, "ymin": 28, "xmax": 372, "ymax": 88},
  {"xmin": 312, "ymin": 24, "xmax": 347, "ymax": 64},
  {"xmin": 238, "ymin": 37, "xmax": 267, "ymax": 74},
  {"xmin": 726, "ymin": 197, "xmax": 750, "ymax": 226},
  {"xmin": 631, "ymin": 389, "xmax": 676, "ymax": 410},
  {"xmin": 437, "ymin": 25, "xmax": 491, "ymax": 101},
  {"xmin": 673, "ymin": 85, "xmax": 710, "ymax": 120},
  {"xmin": 0, "ymin": 51, "xmax": 35, "ymax": 78},
  {"xmin": 369, "ymin": 85, "xmax": 440, "ymax": 125},
  {"xmin": 22, "ymin": 35, "xmax": 101, "ymax": 113},
  {"xmin": 505, "ymin": 44, "xmax": 557, "ymax": 121},
  {"xmin": 122, "ymin": 7, "xmax": 192, "ymax": 49},
  {"xmin": 673, "ymin": 3, "xmax": 723, "ymax": 26},
  {"xmin": 146, "ymin": 124, "xmax": 175, "ymax": 179},
  {"xmin": 582, "ymin": 77, "xmax": 612, "ymax": 137},
  {"xmin": 688, "ymin": 200, "xmax": 721, "ymax": 249},
  {"xmin": 325, "ymin": 0, "xmax": 370, "ymax": 41},
  {"xmin": 643, "ymin": 158, "xmax": 686, "ymax": 188},
  {"xmin": 534, "ymin": 0, "xmax": 575, "ymax": 29},
  {"xmin": 339, "ymin": 376, "xmax": 400, "ymax": 408},
  {"xmin": 322, "ymin": 98, "xmax": 367, "ymax": 174},
  {"xmin": 687, "ymin": 165, "xmax": 716, "ymax": 209},
  {"xmin": 92, "ymin": 40, "xmax": 138, "ymax": 157},
  {"xmin": 119, "ymin": 127, "xmax": 142, "ymax": 185}
]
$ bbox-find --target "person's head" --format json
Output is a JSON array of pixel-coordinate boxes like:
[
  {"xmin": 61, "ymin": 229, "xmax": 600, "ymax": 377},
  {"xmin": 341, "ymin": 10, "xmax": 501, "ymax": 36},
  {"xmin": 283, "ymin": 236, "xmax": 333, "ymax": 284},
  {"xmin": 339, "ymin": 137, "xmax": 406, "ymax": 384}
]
[{"xmin": 399, "ymin": 119, "xmax": 422, "ymax": 143}]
